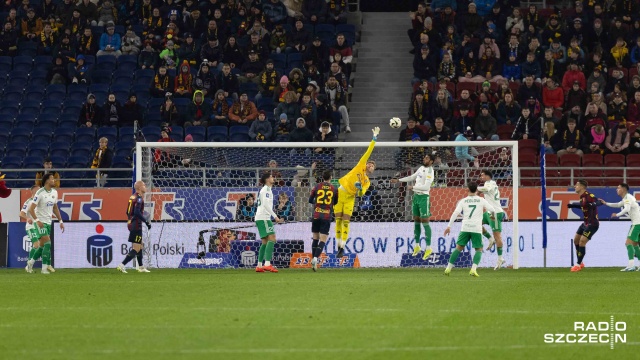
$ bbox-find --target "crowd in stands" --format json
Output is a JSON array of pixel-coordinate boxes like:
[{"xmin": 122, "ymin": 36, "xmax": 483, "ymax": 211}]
[
  {"xmin": 0, "ymin": 0, "xmax": 359, "ymax": 180},
  {"xmin": 401, "ymin": 0, "xmax": 640, "ymax": 166}
]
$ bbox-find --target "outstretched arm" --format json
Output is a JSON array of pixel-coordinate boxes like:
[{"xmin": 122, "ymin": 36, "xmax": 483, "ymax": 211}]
[{"xmin": 356, "ymin": 127, "xmax": 380, "ymax": 167}]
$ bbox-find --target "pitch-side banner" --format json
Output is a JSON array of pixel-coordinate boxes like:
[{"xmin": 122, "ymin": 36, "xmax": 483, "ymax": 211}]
[{"xmin": 34, "ymin": 221, "xmax": 631, "ymax": 268}]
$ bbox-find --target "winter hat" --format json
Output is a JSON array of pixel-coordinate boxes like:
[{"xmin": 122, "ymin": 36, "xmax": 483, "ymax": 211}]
[
  {"xmin": 76, "ymin": 54, "xmax": 85, "ymax": 61},
  {"xmin": 259, "ymin": 110, "xmax": 266, "ymax": 116},
  {"xmin": 215, "ymin": 89, "xmax": 225, "ymax": 97},
  {"xmin": 280, "ymin": 75, "xmax": 289, "ymax": 84},
  {"xmin": 185, "ymin": 134, "xmax": 193, "ymax": 142},
  {"xmin": 280, "ymin": 113, "xmax": 288, "ymax": 120},
  {"xmin": 482, "ymin": 81, "xmax": 491, "ymax": 88},
  {"xmin": 297, "ymin": 117, "xmax": 306, "ymax": 126},
  {"xmin": 411, "ymin": 133, "xmax": 421, "ymax": 141}
]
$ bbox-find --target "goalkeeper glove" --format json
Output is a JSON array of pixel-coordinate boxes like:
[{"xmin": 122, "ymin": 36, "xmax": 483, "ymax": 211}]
[
  {"xmin": 146, "ymin": 222, "xmax": 151, "ymax": 230},
  {"xmin": 355, "ymin": 181, "xmax": 362, "ymax": 191},
  {"xmin": 372, "ymin": 126, "xmax": 380, "ymax": 140}
]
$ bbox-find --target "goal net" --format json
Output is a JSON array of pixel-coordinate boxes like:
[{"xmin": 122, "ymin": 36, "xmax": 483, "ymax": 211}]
[{"xmin": 135, "ymin": 141, "xmax": 520, "ymax": 269}]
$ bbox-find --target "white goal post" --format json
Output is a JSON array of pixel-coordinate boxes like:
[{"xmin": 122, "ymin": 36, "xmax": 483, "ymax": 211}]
[{"xmin": 135, "ymin": 140, "xmax": 520, "ymax": 269}]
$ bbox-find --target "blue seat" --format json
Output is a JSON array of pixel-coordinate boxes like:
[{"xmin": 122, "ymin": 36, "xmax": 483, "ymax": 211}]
[
  {"xmin": 183, "ymin": 126, "xmax": 204, "ymax": 141},
  {"xmin": 336, "ymin": 24, "xmax": 357, "ymax": 44},
  {"xmin": 112, "ymin": 73, "xmax": 134, "ymax": 87},
  {"xmin": 0, "ymin": 118, "xmax": 14, "ymax": 129},
  {"xmin": 118, "ymin": 54, "xmax": 137, "ymax": 66},
  {"xmin": 3, "ymin": 91, "xmax": 22, "ymax": 103},
  {"xmin": 23, "ymin": 155, "xmax": 44, "ymax": 166},
  {"xmin": 28, "ymin": 141, "xmax": 49, "ymax": 151},
  {"xmin": 96, "ymin": 56, "xmax": 117, "ymax": 71},
  {"xmin": 49, "ymin": 155, "xmax": 67, "ymax": 167},
  {"xmin": 76, "ymin": 127, "xmax": 96, "ymax": 141},
  {"xmin": 54, "ymin": 127, "xmax": 74, "ymax": 137},
  {"xmin": 12, "ymin": 56, "xmax": 33, "ymax": 72},
  {"xmin": 67, "ymin": 92, "xmax": 87, "ymax": 104},
  {"xmin": 142, "ymin": 126, "xmax": 160, "ymax": 141},
  {"xmin": 118, "ymin": 126, "xmax": 135, "ymax": 141},
  {"xmin": 110, "ymin": 83, "xmax": 131, "ymax": 94},
  {"xmin": 34, "ymin": 55, "xmax": 53, "ymax": 66},
  {"xmin": 97, "ymin": 127, "xmax": 118, "ymax": 142},
  {"xmin": 0, "ymin": 56, "xmax": 11, "ymax": 72},
  {"xmin": 314, "ymin": 23, "xmax": 336, "ymax": 42},
  {"xmin": 91, "ymin": 70, "xmax": 112, "ymax": 84},
  {"xmin": 24, "ymin": 89, "xmax": 45, "ymax": 101},
  {"xmin": 44, "ymin": 91, "xmax": 64, "ymax": 102},
  {"xmin": 135, "ymin": 69, "xmax": 155, "ymax": 79},
  {"xmin": 46, "ymin": 83, "xmax": 66, "ymax": 95},
  {"xmin": 28, "ymin": 72, "xmax": 48, "ymax": 87},
  {"xmin": 287, "ymin": 53, "xmax": 303, "ymax": 68},
  {"xmin": 83, "ymin": 55, "xmax": 96, "ymax": 66},
  {"xmin": 90, "ymin": 83, "xmax": 110, "ymax": 94},
  {"xmin": 269, "ymin": 53, "xmax": 287, "ymax": 69},
  {"xmin": 5, "ymin": 142, "xmax": 28, "ymax": 157},
  {"xmin": 115, "ymin": 141, "xmax": 135, "ymax": 156},
  {"xmin": 2, "ymin": 155, "xmax": 23, "ymax": 168},
  {"xmin": 58, "ymin": 113, "xmax": 77, "ymax": 126},
  {"xmin": 239, "ymin": 82, "xmax": 259, "ymax": 98},
  {"xmin": 229, "ymin": 126, "xmax": 250, "ymax": 142},
  {"xmin": 208, "ymin": 126, "xmax": 228, "ymax": 142},
  {"xmin": 15, "ymin": 114, "xmax": 37, "ymax": 128},
  {"xmin": 20, "ymin": 105, "xmax": 40, "ymax": 116},
  {"xmin": 68, "ymin": 155, "xmax": 89, "ymax": 167},
  {"xmin": 37, "ymin": 112, "xmax": 58, "ymax": 124},
  {"xmin": 0, "ymin": 105, "xmax": 19, "ymax": 118},
  {"xmin": 42, "ymin": 99, "xmax": 62, "ymax": 109},
  {"xmin": 62, "ymin": 106, "xmax": 82, "ymax": 117},
  {"xmin": 131, "ymin": 83, "xmax": 150, "ymax": 94},
  {"xmin": 49, "ymin": 142, "xmax": 70, "ymax": 157},
  {"xmin": 68, "ymin": 84, "xmax": 88, "ymax": 96},
  {"xmin": 17, "ymin": 41, "xmax": 37, "ymax": 57}
]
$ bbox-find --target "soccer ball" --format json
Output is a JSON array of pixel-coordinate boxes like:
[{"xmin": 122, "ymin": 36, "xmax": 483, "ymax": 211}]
[{"xmin": 389, "ymin": 117, "xmax": 402, "ymax": 129}]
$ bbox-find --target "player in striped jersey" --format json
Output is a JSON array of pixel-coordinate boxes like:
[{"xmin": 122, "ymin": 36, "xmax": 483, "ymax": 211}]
[
  {"xmin": 21, "ymin": 185, "xmax": 41, "ymax": 273},
  {"xmin": 397, "ymin": 153, "xmax": 435, "ymax": 260},
  {"xmin": 309, "ymin": 170, "xmax": 338, "ymax": 271},
  {"xmin": 478, "ymin": 170, "xmax": 507, "ymax": 270},
  {"xmin": 600, "ymin": 183, "xmax": 640, "ymax": 271},
  {"xmin": 444, "ymin": 181, "xmax": 497, "ymax": 277}
]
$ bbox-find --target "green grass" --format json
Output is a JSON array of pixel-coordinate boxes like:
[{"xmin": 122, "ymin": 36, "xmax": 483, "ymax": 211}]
[{"xmin": 0, "ymin": 268, "xmax": 638, "ymax": 360}]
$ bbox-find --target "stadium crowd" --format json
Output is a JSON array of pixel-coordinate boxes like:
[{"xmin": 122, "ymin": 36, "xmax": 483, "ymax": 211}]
[{"xmin": 401, "ymin": 0, "xmax": 640, "ymax": 164}]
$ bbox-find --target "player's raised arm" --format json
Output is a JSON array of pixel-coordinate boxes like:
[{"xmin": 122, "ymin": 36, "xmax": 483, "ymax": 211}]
[{"xmin": 357, "ymin": 127, "xmax": 380, "ymax": 166}]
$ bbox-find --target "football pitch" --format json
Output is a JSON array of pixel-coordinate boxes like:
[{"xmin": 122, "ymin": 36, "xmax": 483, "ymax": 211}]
[{"xmin": 0, "ymin": 268, "xmax": 637, "ymax": 360}]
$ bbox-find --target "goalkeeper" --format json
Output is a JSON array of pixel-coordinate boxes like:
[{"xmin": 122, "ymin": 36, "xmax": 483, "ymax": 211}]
[{"xmin": 334, "ymin": 127, "xmax": 380, "ymax": 258}]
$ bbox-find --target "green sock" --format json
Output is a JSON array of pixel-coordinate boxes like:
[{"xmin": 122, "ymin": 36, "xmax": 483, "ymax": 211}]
[
  {"xmin": 483, "ymin": 230, "xmax": 491, "ymax": 239},
  {"xmin": 28, "ymin": 247, "xmax": 37, "ymax": 260},
  {"xmin": 42, "ymin": 242, "xmax": 51, "ymax": 266},
  {"xmin": 497, "ymin": 247, "xmax": 503, "ymax": 256},
  {"xmin": 448, "ymin": 249, "xmax": 460, "ymax": 265},
  {"xmin": 258, "ymin": 244, "xmax": 266, "ymax": 264},
  {"xmin": 265, "ymin": 241, "xmax": 275, "ymax": 261},
  {"xmin": 413, "ymin": 222, "xmax": 421, "ymax": 247},
  {"xmin": 423, "ymin": 223, "xmax": 431, "ymax": 246},
  {"xmin": 627, "ymin": 244, "xmax": 635, "ymax": 260},
  {"xmin": 473, "ymin": 250, "xmax": 482, "ymax": 265},
  {"xmin": 634, "ymin": 245, "xmax": 640, "ymax": 258},
  {"xmin": 32, "ymin": 247, "xmax": 43, "ymax": 261}
]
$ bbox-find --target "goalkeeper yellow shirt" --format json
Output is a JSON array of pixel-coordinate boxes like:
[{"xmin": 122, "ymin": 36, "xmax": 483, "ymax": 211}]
[{"xmin": 339, "ymin": 139, "xmax": 376, "ymax": 196}]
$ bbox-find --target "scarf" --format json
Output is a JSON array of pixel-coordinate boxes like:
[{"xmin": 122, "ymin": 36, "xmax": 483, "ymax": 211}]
[
  {"xmin": 591, "ymin": 127, "xmax": 605, "ymax": 143},
  {"xmin": 213, "ymin": 98, "xmax": 229, "ymax": 115},
  {"xmin": 91, "ymin": 147, "xmax": 107, "ymax": 168},
  {"xmin": 84, "ymin": 103, "xmax": 96, "ymax": 121},
  {"xmin": 40, "ymin": 30, "xmax": 55, "ymax": 47},
  {"xmin": 563, "ymin": 129, "xmax": 581, "ymax": 146},
  {"xmin": 176, "ymin": 72, "xmax": 192, "ymax": 90},
  {"xmin": 231, "ymin": 101, "xmax": 252, "ymax": 117},
  {"xmin": 81, "ymin": 35, "xmax": 93, "ymax": 52},
  {"xmin": 154, "ymin": 73, "xmax": 169, "ymax": 89},
  {"xmin": 260, "ymin": 70, "xmax": 278, "ymax": 91},
  {"xmin": 412, "ymin": 100, "xmax": 424, "ymax": 121},
  {"xmin": 545, "ymin": 59, "xmax": 554, "ymax": 77}
]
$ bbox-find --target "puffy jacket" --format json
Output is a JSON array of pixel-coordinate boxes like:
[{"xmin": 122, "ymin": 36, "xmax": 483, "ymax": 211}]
[
  {"xmin": 99, "ymin": 32, "xmax": 121, "ymax": 51},
  {"xmin": 248, "ymin": 119, "xmax": 273, "ymax": 140}
]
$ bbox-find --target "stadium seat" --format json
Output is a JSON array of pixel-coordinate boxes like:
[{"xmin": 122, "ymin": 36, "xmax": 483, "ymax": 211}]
[
  {"xmin": 75, "ymin": 127, "xmax": 96, "ymax": 143},
  {"xmin": 112, "ymin": 73, "xmax": 134, "ymax": 87},
  {"xmin": 49, "ymin": 155, "xmax": 67, "ymax": 167},
  {"xmin": 238, "ymin": 82, "xmax": 258, "ymax": 99},
  {"xmin": 315, "ymin": 24, "xmax": 336, "ymax": 43},
  {"xmin": 23, "ymin": 155, "xmax": 44, "ymax": 167},
  {"xmin": 119, "ymin": 127, "xmax": 135, "ymax": 141},
  {"xmin": 518, "ymin": 139, "xmax": 538, "ymax": 154},
  {"xmin": 604, "ymin": 154, "xmax": 626, "ymax": 186},
  {"xmin": 15, "ymin": 114, "xmax": 37, "ymax": 129},
  {"xmin": 49, "ymin": 141, "xmax": 70, "ymax": 157},
  {"xmin": 135, "ymin": 68, "xmax": 155, "ymax": 79},
  {"xmin": 45, "ymin": 92, "xmax": 65, "ymax": 103},
  {"xmin": 0, "ymin": 56, "xmax": 11, "ymax": 72},
  {"xmin": 2, "ymin": 155, "xmax": 23, "ymax": 168},
  {"xmin": 287, "ymin": 53, "xmax": 303, "ymax": 69},
  {"xmin": 24, "ymin": 86, "xmax": 45, "ymax": 101},
  {"xmin": 5, "ymin": 142, "xmax": 28, "ymax": 157},
  {"xmin": 70, "ymin": 142, "xmax": 93, "ymax": 159},
  {"xmin": 97, "ymin": 127, "xmax": 118, "ymax": 143},
  {"xmin": 581, "ymin": 154, "xmax": 604, "ymax": 186},
  {"xmin": 58, "ymin": 114, "xmax": 78, "ymax": 129},
  {"xmin": 336, "ymin": 24, "xmax": 356, "ymax": 44},
  {"xmin": 12, "ymin": 56, "xmax": 33, "ymax": 72},
  {"xmin": 229, "ymin": 126, "xmax": 250, "ymax": 142},
  {"xmin": 96, "ymin": 56, "xmax": 117, "ymax": 72},
  {"xmin": 17, "ymin": 41, "xmax": 37, "ymax": 57},
  {"xmin": 68, "ymin": 84, "xmax": 88, "ymax": 96},
  {"xmin": 0, "ymin": 105, "xmax": 19, "ymax": 118},
  {"xmin": 208, "ymin": 126, "xmax": 228, "ymax": 142},
  {"xmin": 91, "ymin": 70, "xmax": 112, "ymax": 84},
  {"xmin": 626, "ymin": 154, "xmax": 640, "ymax": 186},
  {"xmin": 269, "ymin": 53, "xmax": 287, "ymax": 69},
  {"xmin": 3, "ymin": 90, "xmax": 23, "ymax": 103},
  {"xmin": 557, "ymin": 153, "xmax": 581, "ymax": 186},
  {"xmin": 31, "ymin": 126, "xmax": 54, "ymax": 140},
  {"xmin": 184, "ymin": 126, "xmax": 204, "ymax": 141},
  {"xmin": 115, "ymin": 141, "xmax": 135, "ymax": 157},
  {"xmin": 68, "ymin": 155, "xmax": 90, "ymax": 167},
  {"xmin": 110, "ymin": 83, "xmax": 131, "ymax": 94},
  {"xmin": 456, "ymin": 82, "xmax": 477, "ymax": 96}
]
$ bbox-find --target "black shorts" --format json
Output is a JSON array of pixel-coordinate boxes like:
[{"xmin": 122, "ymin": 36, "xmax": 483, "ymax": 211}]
[
  {"xmin": 577, "ymin": 224, "xmax": 599, "ymax": 240},
  {"xmin": 311, "ymin": 219, "xmax": 331, "ymax": 235},
  {"xmin": 128, "ymin": 230, "xmax": 143, "ymax": 244}
]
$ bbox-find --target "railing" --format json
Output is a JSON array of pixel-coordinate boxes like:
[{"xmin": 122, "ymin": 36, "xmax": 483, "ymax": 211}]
[{"xmin": 0, "ymin": 168, "xmax": 133, "ymax": 188}]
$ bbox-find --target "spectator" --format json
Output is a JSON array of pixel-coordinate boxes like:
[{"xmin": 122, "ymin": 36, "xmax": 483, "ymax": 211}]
[
  {"xmin": 561, "ymin": 62, "xmax": 586, "ymax": 92},
  {"xmin": 90, "ymin": 137, "xmax": 113, "ymax": 187},
  {"xmin": 521, "ymin": 52, "xmax": 541, "ymax": 82},
  {"xmin": 211, "ymin": 89, "xmax": 230, "ymax": 127},
  {"xmin": 139, "ymin": 41, "xmax": 157, "ymax": 70},
  {"xmin": 326, "ymin": 0, "xmax": 348, "ymax": 24},
  {"xmin": 541, "ymin": 50, "xmax": 563, "ymax": 83},
  {"xmin": 524, "ymin": 95, "xmax": 541, "ymax": 118},
  {"xmin": 478, "ymin": 47, "xmax": 504, "ymax": 82},
  {"xmin": 496, "ymin": 92, "xmax": 521, "ymax": 125},
  {"xmin": 263, "ymin": 160, "xmax": 286, "ymax": 186},
  {"xmin": 314, "ymin": 121, "xmax": 336, "ymax": 154},
  {"xmin": 289, "ymin": 117, "xmax": 313, "ymax": 142},
  {"xmin": 518, "ymin": 76, "xmax": 540, "ymax": 105},
  {"xmin": 97, "ymin": 22, "xmax": 121, "ymax": 57},
  {"xmin": 38, "ymin": 23, "xmax": 56, "ymax": 56},
  {"xmin": 275, "ymin": 91, "xmax": 301, "ymax": 120},
  {"xmin": 258, "ymin": 59, "xmax": 279, "ymax": 100},
  {"xmin": 102, "ymin": 93, "xmax": 123, "ymax": 126},
  {"xmin": 565, "ymin": 80, "xmax": 587, "ymax": 111},
  {"xmin": 543, "ymin": 121, "xmax": 559, "ymax": 154},
  {"xmin": 610, "ymin": 37, "xmax": 630, "ymax": 68},
  {"xmin": 269, "ymin": 25, "xmax": 288, "ymax": 54},
  {"xmin": 47, "ymin": 55, "xmax": 68, "ymax": 84},
  {"xmin": 412, "ymin": 45, "xmax": 437, "ymax": 84},
  {"xmin": 457, "ymin": 49, "xmax": 484, "ymax": 83},
  {"xmin": 299, "ymin": 105, "xmax": 316, "ymax": 130},
  {"xmin": 628, "ymin": 91, "xmax": 640, "ymax": 124},
  {"xmin": 627, "ymin": 76, "xmax": 640, "ymax": 102},
  {"xmin": 217, "ymin": 63, "xmax": 239, "ymax": 100},
  {"xmin": 275, "ymin": 193, "xmax": 293, "ymax": 221},
  {"xmin": 605, "ymin": 123, "xmax": 630, "ymax": 155},
  {"xmin": 222, "ymin": 35, "xmax": 244, "ymax": 70},
  {"xmin": 246, "ymin": 19, "xmax": 269, "ymax": 42},
  {"xmin": 0, "ymin": 21, "xmax": 18, "ymax": 57},
  {"xmin": 502, "ymin": 53, "xmax": 522, "ymax": 82},
  {"xmin": 540, "ymin": 106, "xmax": 559, "ymax": 126},
  {"xmin": 78, "ymin": 93, "xmax": 102, "ymax": 127},
  {"xmin": 323, "ymin": 74, "xmax": 350, "ymax": 132},
  {"xmin": 542, "ymin": 77, "xmax": 564, "ymax": 110},
  {"xmin": 288, "ymin": 18, "xmax": 311, "ymax": 53},
  {"xmin": 174, "ymin": 60, "xmax": 194, "ymax": 98},
  {"xmin": 121, "ymin": 26, "xmax": 141, "ymax": 55},
  {"xmin": 437, "ymin": 52, "xmax": 456, "ymax": 83},
  {"xmin": 302, "ymin": 0, "xmax": 327, "ymax": 24},
  {"xmin": 475, "ymin": 105, "xmax": 499, "ymax": 140},
  {"xmin": 455, "ymin": 128, "xmax": 479, "ymax": 168},
  {"xmin": 193, "ymin": 62, "xmax": 216, "ymax": 98},
  {"xmin": 68, "ymin": 54, "xmax": 90, "ymax": 84},
  {"xmin": 121, "ymin": 94, "xmax": 143, "ymax": 127},
  {"xmin": 21, "ymin": 8, "xmax": 42, "ymax": 41},
  {"xmin": 408, "ymin": 91, "xmax": 430, "ymax": 125},
  {"xmin": 451, "ymin": 105, "xmax": 474, "ymax": 137},
  {"xmin": 263, "ymin": 0, "xmax": 288, "ymax": 26},
  {"xmin": 246, "ymin": 32, "xmax": 269, "ymax": 61},
  {"xmin": 585, "ymin": 123, "xmax": 606, "ymax": 155},
  {"xmin": 556, "ymin": 118, "xmax": 584, "ymax": 158},
  {"xmin": 154, "ymin": 127, "xmax": 176, "ymax": 166},
  {"xmin": 511, "ymin": 107, "xmax": 541, "ymax": 141},
  {"xmin": 327, "ymin": 61, "xmax": 348, "ymax": 91},
  {"xmin": 228, "ymin": 93, "xmax": 259, "ymax": 126},
  {"xmin": 274, "ymin": 113, "xmax": 292, "ymax": 141},
  {"xmin": 248, "ymin": 111, "xmax": 273, "ymax": 141},
  {"xmin": 607, "ymin": 92, "xmax": 627, "ymax": 128},
  {"xmin": 453, "ymin": 89, "xmax": 475, "ymax": 118},
  {"xmin": 96, "ymin": 0, "xmax": 116, "ymax": 26},
  {"xmin": 159, "ymin": 40, "xmax": 177, "ymax": 69},
  {"xmin": 186, "ymin": 90, "xmax": 210, "ymax": 127},
  {"xmin": 237, "ymin": 194, "xmax": 256, "ymax": 221},
  {"xmin": 200, "ymin": 35, "xmax": 224, "ymax": 69},
  {"xmin": 35, "ymin": 158, "xmax": 61, "ymax": 188},
  {"xmin": 428, "ymin": 117, "xmax": 451, "ymax": 141},
  {"xmin": 630, "ymin": 126, "xmax": 640, "ymax": 153},
  {"xmin": 238, "ymin": 50, "xmax": 263, "ymax": 85},
  {"xmin": 273, "ymin": 75, "xmax": 296, "ymax": 103},
  {"xmin": 160, "ymin": 95, "xmax": 180, "ymax": 126},
  {"xmin": 586, "ymin": 66, "xmax": 606, "ymax": 94},
  {"xmin": 505, "ymin": 7, "xmax": 525, "ymax": 33},
  {"xmin": 330, "ymin": 33, "xmax": 353, "ymax": 70},
  {"xmin": 432, "ymin": 89, "xmax": 453, "ymax": 125}
]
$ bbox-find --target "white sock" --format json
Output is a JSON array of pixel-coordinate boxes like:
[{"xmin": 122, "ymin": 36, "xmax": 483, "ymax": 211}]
[
  {"xmin": 313, "ymin": 257, "xmax": 317, "ymax": 261},
  {"xmin": 629, "ymin": 260, "xmax": 635, "ymax": 268},
  {"xmin": 425, "ymin": 245, "xmax": 431, "ymax": 251},
  {"xmin": 498, "ymin": 255, "xmax": 504, "ymax": 261},
  {"xmin": 27, "ymin": 259, "xmax": 35, "ymax": 265},
  {"xmin": 446, "ymin": 263, "xmax": 453, "ymax": 270},
  {"xmin": 264, "ymin": 261, "xmax": 271, "ymax": 266},
  {"xmin": 471, "ymin": 264, "xmax": 478, "ymax": 271}
]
